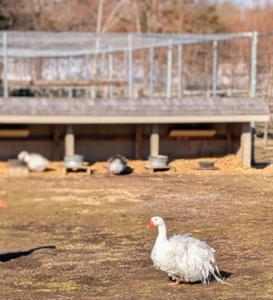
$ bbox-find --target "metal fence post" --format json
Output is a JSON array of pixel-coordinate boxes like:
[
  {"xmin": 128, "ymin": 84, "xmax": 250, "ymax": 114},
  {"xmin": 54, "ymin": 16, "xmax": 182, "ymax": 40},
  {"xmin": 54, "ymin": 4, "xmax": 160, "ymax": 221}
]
[
  {"xmin": 149, "ymin": 47, "xmax": 154, "ymax": 98},
  {"xmin": 68, "ymin": 56, "xmax": 74, "ymax": 98},
  {"xmin": 3, "ymin": 31, "xmax": 8, "ymax": 98},
  {"xmin": 124, "ymin": 50, "xmax": 128, "ymax": 97},
  {"xmin": 108, "ymin": 46, "xmax": 113, "ymax": 98},
  {"xmin": 128, "ymin": 34, "xmax": 133, "ymax": 99},
  {"xmin": 212, "ymin": 40, "xmax": 218, "ymax": 97},
  {"xmin": 166, "ymin": 39, "xmax": 173, "ymax": 99},
  {"xmin": 84, "ymin": 55, "xmax": 90, "ymax": 98},
  {"xmin": 250, "ymin": 31, "xmax": 258, "ymax": 99},
  {"xmin": 178, "ymin": 44, "xmax": 183, "ymax": 99},
  {"xmin": 250, "ymin": 31, "xmax": 258, "ymax": 164},
  {"xmin": 101, "ymin": 52, "xmax": 106, "ymax": 77}
]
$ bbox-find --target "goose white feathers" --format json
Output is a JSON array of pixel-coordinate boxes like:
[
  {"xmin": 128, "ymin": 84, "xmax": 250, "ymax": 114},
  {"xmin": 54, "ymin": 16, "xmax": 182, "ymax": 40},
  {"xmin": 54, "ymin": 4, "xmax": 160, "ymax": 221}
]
[
  {"xmin": 107, "ymin": 154, "xmax": 127, "ymax": 175},
  {"xmin": 18, "ymin": 151, "xmax": 49, "ymax": 172},
  {"xmin": 147, "ymin": 216, "xmax": 228, "ymax": 286}
]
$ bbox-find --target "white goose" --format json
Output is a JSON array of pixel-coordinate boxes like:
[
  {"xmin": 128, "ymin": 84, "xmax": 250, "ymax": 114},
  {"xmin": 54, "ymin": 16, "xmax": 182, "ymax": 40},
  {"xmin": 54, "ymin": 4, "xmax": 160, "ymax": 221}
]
[
  {"xmin": 18, "ymin": 151, "xmax": 49, "ymax": 172},
  {"xmin": 107, "ymin": 154, "xmax": 127, "ymax": 176},
  {"xmin": 147, "ymin": 216, "xmax": 228, "ymax": 286}
]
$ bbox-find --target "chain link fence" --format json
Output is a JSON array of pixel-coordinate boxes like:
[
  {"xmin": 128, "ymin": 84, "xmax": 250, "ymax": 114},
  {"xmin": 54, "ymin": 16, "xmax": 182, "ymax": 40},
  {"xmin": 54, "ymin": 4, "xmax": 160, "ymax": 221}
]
[
  {"xmin": 0, "ymin": 31, "xmax": 273, "ymax": 163},
  {"xmin": 0, "ymin": 31, "xmax": 259, "ymax": 99},
  {"xmin": 253, "ymin": 32, "xmax": 273, "ymax": 164}
]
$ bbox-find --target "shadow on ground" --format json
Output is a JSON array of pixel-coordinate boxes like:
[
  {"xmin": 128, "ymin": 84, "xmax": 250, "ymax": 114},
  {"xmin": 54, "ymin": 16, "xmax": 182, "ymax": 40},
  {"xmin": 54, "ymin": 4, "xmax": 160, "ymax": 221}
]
[
  {"xmin": 252, "ymin": 163, "xmax": 271, "ymax": 169},
  {"xmin": 168, "ymin": 270, "xmax": 232, "ymax": 286},
  {"xmin": 0, "ymin": 245, "xmax": 56, "ymax": 262}
]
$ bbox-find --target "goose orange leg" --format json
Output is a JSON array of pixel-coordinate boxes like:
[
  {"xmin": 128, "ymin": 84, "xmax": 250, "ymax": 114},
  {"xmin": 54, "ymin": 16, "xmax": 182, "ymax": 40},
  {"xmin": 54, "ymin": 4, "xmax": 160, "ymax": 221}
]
[{"xmin": 167, "ymin": 278, "xmax": 180, "ymax": 286}]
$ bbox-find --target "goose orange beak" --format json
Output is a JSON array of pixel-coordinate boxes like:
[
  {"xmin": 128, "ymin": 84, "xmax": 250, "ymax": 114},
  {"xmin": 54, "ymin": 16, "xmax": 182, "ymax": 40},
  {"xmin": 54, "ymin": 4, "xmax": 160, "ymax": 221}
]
[
  {"xmin": 146, "ymin": 220, "xmax": 154, "ymax": 228},
  {"xmin": 0, "ymin": 200, "xmax": 7, "ymax": 208}
]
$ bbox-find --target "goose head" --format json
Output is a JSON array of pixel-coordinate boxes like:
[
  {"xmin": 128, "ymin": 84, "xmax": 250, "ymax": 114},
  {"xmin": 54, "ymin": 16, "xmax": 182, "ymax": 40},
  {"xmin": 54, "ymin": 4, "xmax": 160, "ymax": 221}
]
[
  {"xmin": 146, "ymin": 216, "xmax": 165, "ymax": 228},
  {"xmin": 18, "ymin": 151, "xmax": 30, "ymax": 163}
]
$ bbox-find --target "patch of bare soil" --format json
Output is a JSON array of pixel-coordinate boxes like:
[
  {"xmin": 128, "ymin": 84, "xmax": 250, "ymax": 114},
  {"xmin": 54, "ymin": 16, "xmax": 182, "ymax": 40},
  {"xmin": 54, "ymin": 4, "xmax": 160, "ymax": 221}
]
[{"xmin": 0, "ymin": 161, "xmax": 273, "ymax": 299}]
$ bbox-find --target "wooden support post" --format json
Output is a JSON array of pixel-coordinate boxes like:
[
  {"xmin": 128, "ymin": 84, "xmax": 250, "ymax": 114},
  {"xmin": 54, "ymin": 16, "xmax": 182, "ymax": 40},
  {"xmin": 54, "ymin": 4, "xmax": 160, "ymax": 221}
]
[
  {"xmin": 65, "ymin": 125, "xmax": 74, "ymax": 156},
  {"xmin": 150, "ymin": 124, "xmax": 159, "ymax": 157},
  {"xmin": 135, "ymin": 124, "xmax": 142, "ymax": 159},
  {"xmin": 52, "ymin": 125, "xmax": 61, "ymax": 160},
  {"xmin": 241, "ymin": 122, "xmax": 251, "ymax": 167}
]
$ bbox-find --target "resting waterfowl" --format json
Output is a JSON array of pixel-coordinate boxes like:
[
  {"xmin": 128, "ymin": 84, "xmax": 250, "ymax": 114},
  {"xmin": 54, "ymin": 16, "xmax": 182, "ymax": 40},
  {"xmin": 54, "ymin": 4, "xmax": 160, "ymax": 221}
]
[
  {"xmin": 107, "ymin": 155, "xmax": 127, "ymax": 176},
  {"xmin": 18, "ymin": 151, "xmax": 49, "ymax": 172},
  {"xmin": 147, "ymin": 216, "xmax": 228, "ymax": 286}
]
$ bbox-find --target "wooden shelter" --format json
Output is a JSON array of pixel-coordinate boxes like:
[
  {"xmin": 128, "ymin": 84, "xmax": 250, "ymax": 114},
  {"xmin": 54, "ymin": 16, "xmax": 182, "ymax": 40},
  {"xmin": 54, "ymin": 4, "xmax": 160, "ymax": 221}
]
[{"xmin": 0, "ymin": 97, "xmax": 269, "ymax": 167}]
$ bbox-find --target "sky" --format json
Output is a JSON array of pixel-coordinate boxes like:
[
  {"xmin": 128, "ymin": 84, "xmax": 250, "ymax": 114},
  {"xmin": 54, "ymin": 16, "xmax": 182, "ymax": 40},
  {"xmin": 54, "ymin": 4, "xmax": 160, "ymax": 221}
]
[{"xmin": 230, "ymin": 0, "xmax": 273, "ymax": 5}]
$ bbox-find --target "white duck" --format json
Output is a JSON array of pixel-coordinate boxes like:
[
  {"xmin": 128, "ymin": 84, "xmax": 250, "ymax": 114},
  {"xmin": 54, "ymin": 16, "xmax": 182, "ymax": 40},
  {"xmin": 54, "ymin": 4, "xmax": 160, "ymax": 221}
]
[
  {"xmin": 147, "ymin": 216, "xmax": 228, "ymax": 286},
  {"xmin": 107, "ymin": 154, "xmax": 127, "ymax": 176},
  {"xmin": 18, "ymin": 151, "xmax": 49, "ymax": 172}
]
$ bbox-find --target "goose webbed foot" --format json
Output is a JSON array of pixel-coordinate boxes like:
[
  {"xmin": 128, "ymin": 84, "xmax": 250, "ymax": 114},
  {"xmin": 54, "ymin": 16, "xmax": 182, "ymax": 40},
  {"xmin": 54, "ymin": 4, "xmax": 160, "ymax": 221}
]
[{"xmin": 167, "ymin": 278, "xmax": 180, "ymax": 286}]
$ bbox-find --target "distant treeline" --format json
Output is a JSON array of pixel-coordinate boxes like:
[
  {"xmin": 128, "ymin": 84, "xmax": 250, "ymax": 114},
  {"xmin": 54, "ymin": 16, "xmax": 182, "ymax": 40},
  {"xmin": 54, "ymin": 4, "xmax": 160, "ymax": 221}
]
[{"xmin": 0, "ymin": 0, "xmax": 272, "ymax": 33}]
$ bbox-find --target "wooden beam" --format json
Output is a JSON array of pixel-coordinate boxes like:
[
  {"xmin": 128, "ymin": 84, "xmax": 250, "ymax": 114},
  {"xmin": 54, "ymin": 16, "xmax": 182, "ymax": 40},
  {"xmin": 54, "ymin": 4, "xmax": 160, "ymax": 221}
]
[
  {"xmin": 0, "ymin": 114, "xmax": 269, "ymax": 124},
  {"xmin": 0, "ymin": 134, "xmax": 229, "ymax": 142},
  {"xmin": 0, "ymin": 129, "xmax": 29, "ymax": 137},
  {"xmin": 76, "ymin": 134, "xmax": 227, "ymax": 142},
  {"xmin": 6, "ymin": 78, "xmax": 128, "ymax": 87},
  {"xmin": 135, "ymin": 124, "xmax": 142, "ymax": 159},
  {"xmin": 169, "ymin": 129, "xmax": 216, "ymax": 137}
]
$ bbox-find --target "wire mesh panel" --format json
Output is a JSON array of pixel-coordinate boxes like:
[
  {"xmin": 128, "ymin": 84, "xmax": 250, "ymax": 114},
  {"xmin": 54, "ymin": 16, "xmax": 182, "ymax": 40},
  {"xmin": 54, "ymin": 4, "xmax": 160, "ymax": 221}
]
[
  {"xmin": 1, "ymin": 31, "xmax": 273, "ymax": 163},
  {"xmin": 217, "ymin": 38, "xmax": 252, "ymax": 97},
  {"xmin": 0, "ymin": 32, "xmax": 260, "ymax": 97},
  {"xmin": 254, "ymin": 33, "xmax": 273, "ymax": 164},
  {"xmin": 0, "ymin": 31, "xmax": 271, "ymax": 103}
]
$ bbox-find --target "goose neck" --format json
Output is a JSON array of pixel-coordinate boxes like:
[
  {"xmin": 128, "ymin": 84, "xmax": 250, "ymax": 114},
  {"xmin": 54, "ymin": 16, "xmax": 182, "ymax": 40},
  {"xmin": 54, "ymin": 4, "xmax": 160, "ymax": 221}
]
[{"xmin": 157, "ymin": 223, "xmax": 168, "ymax": 241}]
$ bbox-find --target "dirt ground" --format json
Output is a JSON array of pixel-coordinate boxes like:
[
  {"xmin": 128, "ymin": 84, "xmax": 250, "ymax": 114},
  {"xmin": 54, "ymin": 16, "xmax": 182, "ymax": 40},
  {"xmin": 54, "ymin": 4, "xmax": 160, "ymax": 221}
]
[{"xmin": 0, "ymin": 156, "xmax": 273, "ymax": 299}]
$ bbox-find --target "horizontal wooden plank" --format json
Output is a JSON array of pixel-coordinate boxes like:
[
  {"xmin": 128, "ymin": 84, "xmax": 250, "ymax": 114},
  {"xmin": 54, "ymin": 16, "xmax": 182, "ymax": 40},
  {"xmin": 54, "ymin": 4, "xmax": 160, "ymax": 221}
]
[
  {"xmin": 7, "ymin": 78, "xmax": 128, "ymax": 87},
  {"xmin": 169, "ymin": 129, "xmax": 217, "ymax": 137},
  {"xmin": 162, "ymin": 135, "xmax": 227, "ymax": 141},
  {"xmin": 0, "ymin": 129, "xmax": 30, "ymax": 137},
  {"xmin": 0, "ymin": 134, "xmax": 228, "ymax": 141}
]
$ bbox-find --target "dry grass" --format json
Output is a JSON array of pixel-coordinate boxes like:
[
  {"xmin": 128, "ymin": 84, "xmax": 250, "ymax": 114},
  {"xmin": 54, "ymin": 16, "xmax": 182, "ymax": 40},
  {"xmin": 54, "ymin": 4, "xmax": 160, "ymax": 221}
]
[
  {"xmin": 1, "ymin": 154, "xmax": 273, "ymax": 179},
  {"xmin": 0, "ymin": 156, "xmax": 273, "ymax": 299}
]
